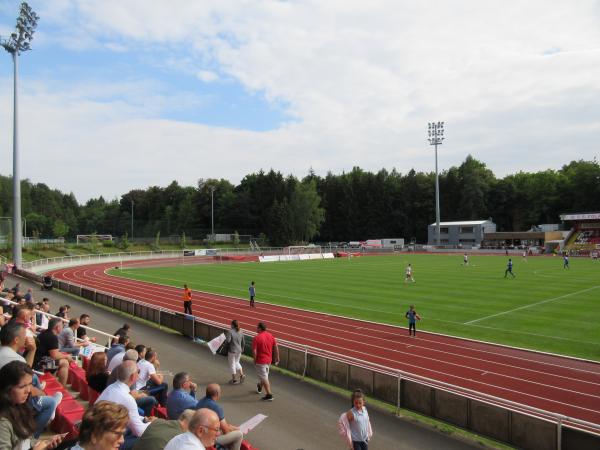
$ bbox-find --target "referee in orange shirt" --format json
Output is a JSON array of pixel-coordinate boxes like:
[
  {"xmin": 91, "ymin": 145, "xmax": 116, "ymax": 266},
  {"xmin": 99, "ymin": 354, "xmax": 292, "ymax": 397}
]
[{"xmin": 183, "ymin": 284, "xmax": 193, "ymax": 315}]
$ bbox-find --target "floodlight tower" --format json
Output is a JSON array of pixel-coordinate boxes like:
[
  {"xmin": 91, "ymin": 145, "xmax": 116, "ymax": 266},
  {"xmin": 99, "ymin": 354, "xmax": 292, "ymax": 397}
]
[
  {"xmin": 428, "ymin": 121, "xmax": 444, "ymax": 246},
  {"xmin": 1, "ymin": 2, "xmax": 39, "ymax": 268},
  {"xmin": 210, "ymin": 186, "xmax": 216, "ymax": 242}
]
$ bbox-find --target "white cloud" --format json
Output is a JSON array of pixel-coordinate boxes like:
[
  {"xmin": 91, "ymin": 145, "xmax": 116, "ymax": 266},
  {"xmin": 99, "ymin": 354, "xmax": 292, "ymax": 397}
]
[
  {"xmin": 196, "ymin": 70, "xmax": 218, "ymax": 82},
  {"xmin": 1, "ymin": 0, "xmax": 599, "ymax": 202}
]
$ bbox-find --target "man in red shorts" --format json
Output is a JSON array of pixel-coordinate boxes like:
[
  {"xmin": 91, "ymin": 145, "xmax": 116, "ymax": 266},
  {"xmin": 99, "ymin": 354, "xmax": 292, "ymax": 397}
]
[{"xmin": 252, "ymin": 322, "xmax": 279, "ymax": 401}]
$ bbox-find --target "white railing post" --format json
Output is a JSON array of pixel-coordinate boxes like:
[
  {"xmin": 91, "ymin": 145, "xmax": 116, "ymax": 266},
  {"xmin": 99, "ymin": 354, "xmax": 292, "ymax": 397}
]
[
  {"xmin": 557, "ymin": 417, "xmax": 562, "ymax": 450},
  {"xmin": 302, "ymin": 346, "xmax": 308, "ymax": 378}
]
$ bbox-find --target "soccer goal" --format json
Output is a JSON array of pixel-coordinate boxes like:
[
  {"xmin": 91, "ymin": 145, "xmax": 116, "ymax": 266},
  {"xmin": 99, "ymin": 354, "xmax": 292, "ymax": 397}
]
[
  {"xmin": 76, "ymin": 234, "xmax": 113, "ymax": 245},
  {"xmin": 285, "ymin": 245, "xmax": 322, "ymax": 260}
]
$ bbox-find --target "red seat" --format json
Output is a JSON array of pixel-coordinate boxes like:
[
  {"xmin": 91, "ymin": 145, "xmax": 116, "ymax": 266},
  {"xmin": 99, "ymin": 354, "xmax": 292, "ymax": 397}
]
[
  {"xmin": 81, "ymin": 356, "xmax": 90, "ymax": 372},
  {"xmin": 151, "ymin": 405, "xmax": 168, "ymax": 419}
]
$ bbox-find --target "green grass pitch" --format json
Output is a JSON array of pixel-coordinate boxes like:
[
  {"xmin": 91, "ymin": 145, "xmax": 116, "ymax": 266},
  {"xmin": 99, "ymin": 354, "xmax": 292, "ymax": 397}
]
[{"xmin": 109, "ymin": 254, "xmax": 600, "ymax": 361}]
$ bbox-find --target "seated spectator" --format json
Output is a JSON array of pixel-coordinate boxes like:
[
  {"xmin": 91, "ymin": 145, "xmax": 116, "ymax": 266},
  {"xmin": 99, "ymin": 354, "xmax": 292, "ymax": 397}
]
[
  {"xmin": 96, "ymin": 361, "xmax": 156, "ymax": 450},
  {"xmin": 72, "ymin": 400, "xmax": 129, "ymax": 450},
  {"xmin": 36, "ymin": 300, "xmax": 50, "ymax": 329},
  {"xmin": 0, "ymin": 322, "xmax": 62, "ymax": 438},
  {"xmin": 55, "ymin": 305, "xmax": 70, "ymax": 320},
  {"xmin": 135, "ymin": 350, "xmax": 168, "ymax": 405},
  {"xmin": 166, "ymin": 372, "xmax": 198, "ymax": 420},
  {"xmin": 58, "ymin": 318, "xmax": 89, "ymax": 356},
  {"xmin": 33, "ymin": 318, "xmax": 72, "ymax": 385},
  {"xmin": 134, "ymin": 344, "xmax": 146, "ymax": 362},
  {"xmin": 195, "ymin": 384, "xmax": 243, "ymax": 450},
  {"xmin": 86, "ymin": 352, "xmax": 110, "ymax": 393},
  {"xmin": 106, "ymin": 335, "xmax": 130, "ymax": 364},
  {"xmin": 9, "ymin": 303, "xmax": 37, "ymax": 335},
  {"xmin": 0, "ymin": 361, "xmax": 64, "ymax": 450},
  {"xmin": 10, "ymin": 282, "xmax": 20, "ymax": 295},
  {"xmin": 76, "ymin": 314, "xmax": 97, "ymax": 343},
  {"xmin": 164, "ymin": 408, "xmax": 220, "ymax": 450},
  {"xmin": 112, "ymin": 323, "xmax": 131, "ymax": 344},
  {"xmin": 107, "ymin": 350, "xmax": 157, "ymax": 417},
  {"xmin": 23, "ymin": 288, "xmax": 34, "ymax": 303},
  {"xmin": 108, "ymin": 343, "xmax": 136, "ymax": 373},
  {"xmin": 133, "ymin": 409, "xmax": 195, "ymax": 450}
]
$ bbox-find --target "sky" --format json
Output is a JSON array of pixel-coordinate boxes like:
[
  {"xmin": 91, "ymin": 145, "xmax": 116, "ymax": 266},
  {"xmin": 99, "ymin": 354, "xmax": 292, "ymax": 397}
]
[{"xmin": 0, "ymin": 0, "xmax": 599, "ymax": 203}]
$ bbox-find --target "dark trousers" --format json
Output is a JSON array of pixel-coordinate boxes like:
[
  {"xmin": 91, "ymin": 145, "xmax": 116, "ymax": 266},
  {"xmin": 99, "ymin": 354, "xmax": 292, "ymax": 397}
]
[
  {"xmin": 144, "ymin": 380, "xmax": 168, "ymax": 405},
  {"xmin": 353, "ymin": 441, "xmax": 368, "ymax": 450},
  {"xmin": 250, "ymin": 296, "xmax": 255, "ymax": 307},
  {"xmin": 184, "ymin": 300, "xmax": 192, "ymax": 315},
  {"xmin": 408, "ymin": 323, "xmax": 416, "ymax": 336}
]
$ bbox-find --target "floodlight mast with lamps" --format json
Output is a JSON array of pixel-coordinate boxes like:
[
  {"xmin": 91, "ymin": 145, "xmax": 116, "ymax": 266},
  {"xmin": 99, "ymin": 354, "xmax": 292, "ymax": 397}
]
[
  {"xmin": 1, "ymin": 2, "xmax": 39, "ymax": 268},
  {"xmin": 428, "ymin": 121, "xmax": 444, "ymax": 246}
]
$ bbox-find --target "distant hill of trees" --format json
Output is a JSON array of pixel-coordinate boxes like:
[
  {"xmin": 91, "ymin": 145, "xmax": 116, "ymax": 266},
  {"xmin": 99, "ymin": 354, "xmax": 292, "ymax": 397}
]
[{"xmin": 0, "ymin": 157, "xmax": 598, "ymax": 245}]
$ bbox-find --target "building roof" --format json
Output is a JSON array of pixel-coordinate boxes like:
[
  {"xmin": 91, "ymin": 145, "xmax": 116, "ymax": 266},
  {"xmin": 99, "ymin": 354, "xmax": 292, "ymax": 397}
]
[
  {"xmin": 559, "ymin": 212, "xmax": 600, "ymax": 221},
  {"xmin": 429, "ymin": 220, "xmax": 492, "ymax": 226}
]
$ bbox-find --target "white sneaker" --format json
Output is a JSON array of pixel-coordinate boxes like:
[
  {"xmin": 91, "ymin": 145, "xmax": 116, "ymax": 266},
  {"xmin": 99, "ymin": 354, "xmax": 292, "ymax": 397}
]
[{"xmin": 49, "ymin": 392, "xmax": 63, "ymax": 422}]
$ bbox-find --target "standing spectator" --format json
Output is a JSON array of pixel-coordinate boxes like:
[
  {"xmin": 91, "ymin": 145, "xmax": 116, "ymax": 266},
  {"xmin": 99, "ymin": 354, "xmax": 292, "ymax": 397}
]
[
  {"xmin": 338, "ymin": 389, "xmax": 373, "ymax": 450},
  {"xmin": 134, "ymin": 409, "xmax": 195, "ymax": 450},
  {"xmin": 107, "ymin": 335, "xmax": 130, "ymax": 364},
  {"xmin": 86, "ymin": 352, "xmax": 110, "ymax": 393},
  {"xmin": 252, "ymin": 322, "xmax": 279, "ymax": 402},
  {"xmin": 96, "ymin": 361, "xmax": 156, "ymax": 450},
  {"xmin": 58, "ymin": 318, "xmax": 89, "ymax": 356},
  {"xmin": 166, "ymin": 372, "xmax": 198, "ymax": 420},
  {"xmin": 71, "ymin": 400, "xmax": 129, "ymax": 450},
  {"xmin": 182, "ymin": 284, "xmax": 193, "ymax": 315},
  {"xmin": 76, "ymin": 314, "xmax": 97, "ymax": 343},
  {"xmin": 136, "ymin": 350, "xmax": 168, "ymax": 405},
  {"xmin": 249, "ymin": 281, "xmax": 256, "ymax": 308},
  {"xmin": 23, "ymin": 288, "xmax": 34, "ymax": 303},
  {"xmin": 0, "ymin": 361, "xmax": 65, "ymax": 450},
  {"xmin": 34, "ymin": 318, "xmax": 72, "ymax": 385},
  {"xmin": 196, "ymin": 384, "xmax": 243, "ymax": 450},
  {"xmin": 405, "ymin": 305, "xmax": 421, "ymax": 337},
  {"xmin": 164, "ymin": 408, "xmax": 220, "ymax": 450},
  {"xmin": 226, "ymin": 320, "xmax": 245, "ymax": 384}
]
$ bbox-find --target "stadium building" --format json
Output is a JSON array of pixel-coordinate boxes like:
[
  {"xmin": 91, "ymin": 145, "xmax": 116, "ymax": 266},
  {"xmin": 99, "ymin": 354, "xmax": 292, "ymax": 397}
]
[
  {"xmin": 427, "ymin": 219, "xmax": 496, "ymax": 246},
  {"xmin": 560, "ymin": 211, "xmax": 600, "ymax": 255}
]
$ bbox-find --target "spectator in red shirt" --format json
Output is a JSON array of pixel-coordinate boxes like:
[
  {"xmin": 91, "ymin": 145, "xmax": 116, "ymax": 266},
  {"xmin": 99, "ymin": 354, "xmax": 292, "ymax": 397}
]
[{"xmin": 252, "ymin": 322, "xmax": 279, "ymax": 402}]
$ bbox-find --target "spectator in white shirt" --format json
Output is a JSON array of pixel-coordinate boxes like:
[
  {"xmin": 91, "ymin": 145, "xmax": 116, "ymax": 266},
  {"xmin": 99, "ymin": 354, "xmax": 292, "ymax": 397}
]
[
  {"xmin": 136, "ymin": 349, "xmax": 168, "ymax": 405},
  {"xmin": 164, "ymin": 408, "xmax": 220, "ymax": 450},
  {"xmin": 96, "ymin": 360, "xmax": 156, "ymax": 450}
]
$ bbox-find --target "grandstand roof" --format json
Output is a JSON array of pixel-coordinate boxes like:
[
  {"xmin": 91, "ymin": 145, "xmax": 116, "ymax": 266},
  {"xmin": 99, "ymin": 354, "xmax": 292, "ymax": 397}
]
[{"xmin": 429, "ymin": 220, "xmax": 492, "ymax": 226}]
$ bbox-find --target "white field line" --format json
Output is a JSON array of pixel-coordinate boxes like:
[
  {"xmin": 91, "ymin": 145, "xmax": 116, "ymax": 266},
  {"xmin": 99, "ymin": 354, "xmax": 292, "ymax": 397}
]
[{"xmin": 464, "ymin": 286, "xmax": 600, "ymax": 325}]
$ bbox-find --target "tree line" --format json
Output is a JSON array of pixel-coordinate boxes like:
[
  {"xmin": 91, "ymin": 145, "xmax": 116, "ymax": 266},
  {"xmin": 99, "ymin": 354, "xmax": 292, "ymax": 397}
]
[{"xmin": 0, "ymin": 157, "xmax": 598, "ymax": 246}]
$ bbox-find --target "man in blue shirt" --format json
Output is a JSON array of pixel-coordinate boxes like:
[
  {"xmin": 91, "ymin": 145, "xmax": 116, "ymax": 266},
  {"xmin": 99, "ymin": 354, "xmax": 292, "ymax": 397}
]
[
  {"xmin": 504, "ymin": 258, "xmax": 515, "ymax": 278},
  {"xmin": 196, "ymin": 384, "xmax": 243, "ymax": 450},
  {"xmin": 249, "ymin": 281, "xmax": 256, "ymax": 308},
  {"xmin": 166, "ymin": 371, "xmax": 198, "ymax": 420},
  {"xmin": 107, "ymin": 335, "xmax": 130, "ymax": 363}
]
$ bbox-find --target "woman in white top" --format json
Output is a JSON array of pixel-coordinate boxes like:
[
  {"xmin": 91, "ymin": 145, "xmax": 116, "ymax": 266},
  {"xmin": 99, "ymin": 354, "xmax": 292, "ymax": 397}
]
[{"xmin": 226, "ymin": 320, "xmax": 246, "ymax": 384}]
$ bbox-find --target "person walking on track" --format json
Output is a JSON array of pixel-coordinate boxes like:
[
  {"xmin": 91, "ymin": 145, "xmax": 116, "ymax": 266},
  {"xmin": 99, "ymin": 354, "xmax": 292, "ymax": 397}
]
[{"xmin": 183, "ymin": 284, "xmax": 193, "ymax": 315}]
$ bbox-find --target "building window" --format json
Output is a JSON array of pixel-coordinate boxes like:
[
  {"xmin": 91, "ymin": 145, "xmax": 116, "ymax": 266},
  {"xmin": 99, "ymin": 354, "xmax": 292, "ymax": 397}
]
[
  {"xmin": 460, "ymin": 226, "xmax": 474, "ymax": 233},
  {"xmin": 440, "ymin": 227, "xmax": 449, "ymax": 234}
]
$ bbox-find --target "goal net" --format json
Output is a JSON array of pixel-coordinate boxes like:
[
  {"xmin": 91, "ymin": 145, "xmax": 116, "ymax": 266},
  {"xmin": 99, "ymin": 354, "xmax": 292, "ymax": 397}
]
[{"xmin": 76, "ymin": 234, "xmax": 113, "ymax": 245}]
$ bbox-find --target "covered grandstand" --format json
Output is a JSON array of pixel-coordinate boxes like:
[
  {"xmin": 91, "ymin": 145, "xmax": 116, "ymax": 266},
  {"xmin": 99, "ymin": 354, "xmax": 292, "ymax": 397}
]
[{"xmin": 561, "ymin": 212, "xmax": 600, "ymax": 255}]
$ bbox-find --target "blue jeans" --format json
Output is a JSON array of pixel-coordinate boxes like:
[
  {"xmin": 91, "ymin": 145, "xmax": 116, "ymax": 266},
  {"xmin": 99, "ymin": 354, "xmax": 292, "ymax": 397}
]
[
  {"xmin": 135, "ymin": 395, "xmax": 157, "ymax": 416},
  {"xmin": 60, "ymin": 346, "xmax": 80, "ymax": 356},
  {"xmin": 31, "ymin": 395, "xmax": 59, "ymax": 438},
  {"xmin": 120, "ymin": 428, "xmax": 138, "ymax": 450}
]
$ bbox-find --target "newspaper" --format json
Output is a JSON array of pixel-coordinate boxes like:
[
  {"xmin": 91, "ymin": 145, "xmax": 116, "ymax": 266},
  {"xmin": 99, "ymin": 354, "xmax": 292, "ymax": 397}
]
[
  {"xmin": 238, "ymin": 414, "xmax": 268, "ymax": 434},
  {"xmin": 207, "ymin": 333, "xmax": 226, "ymax": 355},
  {"xmin": 80, "ymin": 343, "xmax": 104, "ymax": 358}
]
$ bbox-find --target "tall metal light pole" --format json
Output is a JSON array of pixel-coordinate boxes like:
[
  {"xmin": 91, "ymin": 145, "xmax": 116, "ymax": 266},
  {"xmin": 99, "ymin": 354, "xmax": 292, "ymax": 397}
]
[
  {"xmin": 210, "ymin": 186, "xmax": 216, "ymax": 242},
  {"xmin": 131, "ymin": 200, "xmax": 134, "ymax": 240},
  {"xmin": 1, "ymin": 2, "xmax": 40, "ymax": 269},
  {"xmin": 428, "ymin": 121, "xmax": 445, "ymax": 246}
]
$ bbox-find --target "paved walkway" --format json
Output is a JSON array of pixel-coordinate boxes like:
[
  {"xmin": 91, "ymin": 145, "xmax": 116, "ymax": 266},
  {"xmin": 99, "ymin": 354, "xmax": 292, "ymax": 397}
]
[{"xmin": 8, "ymin": 274, "xmax": 487, "ymax": 450}]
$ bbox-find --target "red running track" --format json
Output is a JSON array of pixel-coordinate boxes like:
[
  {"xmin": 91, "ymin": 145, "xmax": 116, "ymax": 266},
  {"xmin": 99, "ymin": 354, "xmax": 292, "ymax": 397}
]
[{"xmin": 49, "ymin": 259, "xmax": 600, "ymax": 430}]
